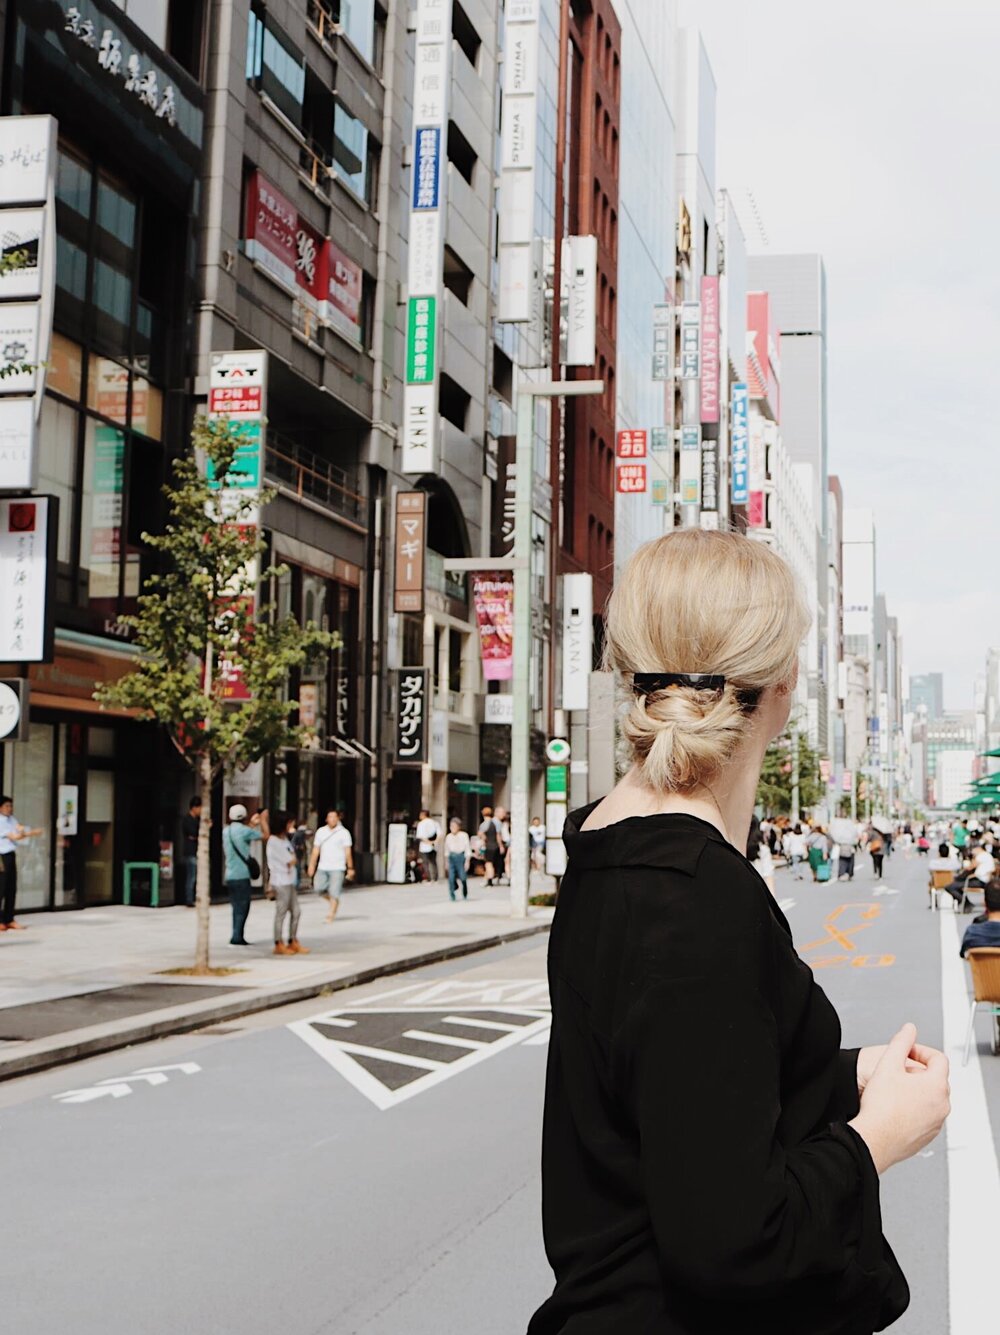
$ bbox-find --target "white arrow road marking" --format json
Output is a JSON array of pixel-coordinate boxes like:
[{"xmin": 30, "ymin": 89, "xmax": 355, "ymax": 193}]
[
  {"xmin": 53, "ymin": 1062, "xmax": 201, "ymax": 1106},
  {"xmin": 54, "ymin": 1083, "xmax": 134, "ymax": 1104},
  {"xmin": 97, "ymin": 1072, "xmax": 167, "ymax": 1088}
]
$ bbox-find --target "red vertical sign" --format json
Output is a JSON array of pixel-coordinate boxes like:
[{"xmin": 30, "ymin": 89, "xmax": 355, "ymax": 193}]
[{"xmin": 700, "ymin": 275, "xmax": 719, "ymax": 423}]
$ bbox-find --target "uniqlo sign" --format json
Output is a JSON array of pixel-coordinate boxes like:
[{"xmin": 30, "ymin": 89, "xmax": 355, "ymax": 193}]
[
  {"xmin": 616, "ymin": 464, "xmax": 647, "ymax": 494},
  {"xmin": 616, "ymin": 429, "xmax": 647, "ymax": 459}
]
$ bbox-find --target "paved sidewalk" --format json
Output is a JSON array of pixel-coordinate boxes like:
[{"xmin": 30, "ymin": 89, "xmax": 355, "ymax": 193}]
[{"xmin": 0, "ymin": 876, "xmax": 554, "ymax": 1079}]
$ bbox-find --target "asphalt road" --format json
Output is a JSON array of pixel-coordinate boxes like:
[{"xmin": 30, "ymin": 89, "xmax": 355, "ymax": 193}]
[{"xmin": 3, "ymin": 845, "xmax": 998, "ymax": 1334}]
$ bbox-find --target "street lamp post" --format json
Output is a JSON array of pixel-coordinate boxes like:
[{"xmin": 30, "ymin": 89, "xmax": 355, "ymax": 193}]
[{"xmin": 509, "ymin": 377, "xmax": 603, "ymax": 919}]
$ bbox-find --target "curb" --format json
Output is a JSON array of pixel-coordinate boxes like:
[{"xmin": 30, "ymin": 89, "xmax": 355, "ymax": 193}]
[{"xmin": 0, "ymin": 921, "xmax": 551, "ymax": 1083}]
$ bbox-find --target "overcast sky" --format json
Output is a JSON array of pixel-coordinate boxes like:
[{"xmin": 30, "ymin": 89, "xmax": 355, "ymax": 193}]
[{"xmin": 684, "ymin": 1, "xmax": 1000, "ymax": 710}]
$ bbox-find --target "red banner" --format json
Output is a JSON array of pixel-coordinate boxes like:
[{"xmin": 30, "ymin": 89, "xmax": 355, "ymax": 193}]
[
  {"xmin": 472, "ymin": 574, "xmax": 514, "ymax": 682},
  {"xmin": 245, "ymin": 170, "xmax": 297, "ymax": 289},
  {"xmin": 616, "ymin": 463, "xmax": 647, "ymax": 493},
  {"xmin": 700, "ymin": 275, "xmax": 719, "ymax": 423},
  {"xmin": 325, "ymin": 239, "xmax": 363, "ymax": 333}
]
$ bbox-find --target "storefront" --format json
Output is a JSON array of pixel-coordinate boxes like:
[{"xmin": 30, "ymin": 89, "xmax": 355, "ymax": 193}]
[{"xmin": 0, "ymin": 633, "xmax": 185, "ymax": 910}]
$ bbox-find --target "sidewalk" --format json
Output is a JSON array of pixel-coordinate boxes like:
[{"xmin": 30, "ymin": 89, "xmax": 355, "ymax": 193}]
[{"xmin": 0, "ymin": 875, "xmax": 554, "ymax": 1080}]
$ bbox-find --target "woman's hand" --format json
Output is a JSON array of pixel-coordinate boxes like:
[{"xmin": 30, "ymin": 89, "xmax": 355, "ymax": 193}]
[
  {"xmin": 849, "ymin": 1024, "xmax": 950, "ymax": 1174},
  {"xmin": 857, "ymin": 1041, "xmax": 929, "ymax": 1094}
]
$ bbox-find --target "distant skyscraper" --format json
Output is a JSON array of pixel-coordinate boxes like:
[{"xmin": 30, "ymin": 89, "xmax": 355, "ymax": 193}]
[{"xmin": 910, "ymin": 673, "xmax": 944, "ymax": 721}]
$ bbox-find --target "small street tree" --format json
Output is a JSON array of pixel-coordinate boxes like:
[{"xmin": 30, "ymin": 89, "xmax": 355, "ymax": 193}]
[
  {"xmin": 96, "ymin": 417, "xmax": 336, "ymax": 973},
  {"xmin": 757, "ymin": 727, "xmax": 824, "ymax": 818}
]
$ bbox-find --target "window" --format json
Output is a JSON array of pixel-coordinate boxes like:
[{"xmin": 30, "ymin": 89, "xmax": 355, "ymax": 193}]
[
  {"xmin": 333, "ymin": 101, "xmax": 372, "ymax": 202},
  {"xmin": 247, "ymin": 5, "xmax": 306, "ymax": 126},
  {"xmin": 439, "ymin": 374, "xmax": 470, "ymax": 432},
  {"xmin": 38, "ymin": 399, "xmax": 77, "ymax": 564},
  {"xmin": 338, "ymin": 0, "xmax": 376, "ymax": 64},
  {"xmin": 110, "ymin": 0, "xmax": 206, "ymax": 75},
  {"xmin": 452, "ymin": 2, "xmax": 481, "ymax": 68},
  {"xmin": 443, "ymin": 245, "xmax": 473, "ymax": 306},
  {"xmin": 447, "ymin": 120, "xmax": 476, "ymax": 186}
]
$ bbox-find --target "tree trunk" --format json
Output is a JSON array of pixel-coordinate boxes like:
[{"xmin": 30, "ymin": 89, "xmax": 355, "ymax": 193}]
[{"xmin": 194, "ymin": 753, "xmax": 213, "ymax": 974}]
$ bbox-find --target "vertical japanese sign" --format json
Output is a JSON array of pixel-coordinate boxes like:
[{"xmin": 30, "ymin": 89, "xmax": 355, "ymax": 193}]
[
  {"xmin": 561, "ymin": 234, "xmax": 597, "ymax": 366},
  {"xmin": 700, "ymin": 438, "xmax": 718, "ymax": 513},
  {"xmin": 0, "ymin": 496, "xmax": 55, "ymax": 661},
  {"xmin": 0, "ymin": 115, "xmax": 56, "ymax": 490},
  {"xmin": 208, "ymin": 351, "xmax": 267, "ymax": 704},
  {"xmin": 402, "ymin": 0, "xmax": 453, "ymax": 472},
  {"xmin": 472, "ymin": 573, "xmax": 515, "ymax": 682},
  {"xmin": 616, "ymin": 429, "xmax": 647, "ymax": 458},
  {"xmin": 616, "ymin": 465, "xmax": 647, "ymax": 494},
  {"xmin": 679, "ymin": 426, "xmax": 701, "ymax": 506},
  {"xmin": 395, "ymin": 669, "xmax": 428, "ymax": 764},
  {"xmin": 680, "ymin": 301, "xmax": 701, "ymax": 379},
  {"xmin": 561, "ymin": 572, "xmax": 593, "ymax": 711},
  {"xmin": 393, "ymin": 490, "xmax": 427, "ymax": 612},
  {"xmin": 652, "ymin": 304, "xmax": 673, "ymax": 381},
  {"xmin": 700, "ymin": 276, "xmax": 719, "ymax": 423},
  {"xmin": 497, "ymin": 0, "xmax": 540, "ymax": 322},
  {"xmin": 731, "ymin": 383, "xmax": 749, "ymax": 506}
]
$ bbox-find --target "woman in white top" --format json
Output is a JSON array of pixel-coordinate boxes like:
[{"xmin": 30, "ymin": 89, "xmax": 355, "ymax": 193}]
[
  {"xmin": 783, "ymin": 824, "xmax": 808, "ymax": 880},
  {"xmin": 444, "ymin": 818, "xmax": 472, "ymax": 901},
  {"xmin": 267, "ymin": 814, "xmax": 308, "ymax": 956}
]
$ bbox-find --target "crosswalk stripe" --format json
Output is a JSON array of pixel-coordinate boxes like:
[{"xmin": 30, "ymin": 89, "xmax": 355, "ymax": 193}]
[
  {"xmin": 402, "ymin": 1029, "xmax": 490, "ymax": 1051},
  {"xmin": 442, "ymin": 1015, "xmax": 525, "ymax": 1033}
]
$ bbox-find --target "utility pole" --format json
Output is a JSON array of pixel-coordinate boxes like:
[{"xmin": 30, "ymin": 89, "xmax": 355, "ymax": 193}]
[
  {"xmin": 509, "ymin": 377, "xmax": 603, "ymax": 919},
  {"xmin": 790, "ymin": 726, "xmax": 800, "ymax": 825}
]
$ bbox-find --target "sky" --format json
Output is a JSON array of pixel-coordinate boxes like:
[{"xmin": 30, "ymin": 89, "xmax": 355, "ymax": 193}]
[{"xmin": 683, "ymin": 0, "xmax": 1000, "ymax": 710}]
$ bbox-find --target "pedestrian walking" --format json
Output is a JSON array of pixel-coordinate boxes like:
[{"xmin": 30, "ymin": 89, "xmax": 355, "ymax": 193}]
[
  {"xmin": 0, "ymin": 795, "xmax": 42, "ymax": 932},
  {"xmin": 181, "ymin": 795, "xmax": 202, "ymax": 907},
  {"xmin": 806, "ymin": 825, "xmax": 830, "ymax": 881},
  {"xmin": 444, "ymin": 817, "xmax": 471, "ymax": 901},
  {"xmin": 529, "ymin": 529, "xmax": 941, "ymax": 1335},
  {"xmin": 268, "ymin": 813, "xmax": 309, "ymax": 955},
  {"xmin": 478, "ymin": 805, "xmax": 504, "ymax": 885},
  {"xmin": 415, "ymin": 809, "xmax": 441, "ymax": 881},
  {"xmin": 223, "ymin": 805, "xmax": 267, "ymax": 947},
  {"xmin": 308, "ymin": 808, "xmax": 354, "ymax": 922},
  {"xmin": 529, "ymin": 816, "xmax": 547, "ymax": 871},
  {"xmin": 830, "ymin": 815, "xmax": 858, "ymax": 881},
  {"xmin": 748, "ymin": 816, "xmax": 775, "ymax": 895},
  {"xmin": 783, "ymin": 823, "xmax": 807, "ymax": 879},
  {"xmin": 495, "ymin": 805, "xmax": 512, "ymax": 883},
  {"xmin": 867, "ymin": 827, "xmax": 885, "ymax": 879}
]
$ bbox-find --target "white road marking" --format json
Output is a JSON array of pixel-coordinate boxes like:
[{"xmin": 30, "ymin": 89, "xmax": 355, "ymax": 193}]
[
  {"xmin": 324, "ymin": 1039, "xmax": 445, "ymax": 1071},
  {"xmin": 778, "ymin": 898, "xmax": 796, "ymax": 912},
  {"xmin": 940, "ymin": 910, "xmax": 1000, "ymax": 1334},
  {"xmin": 53, "ymin": 1062, "xmax": 201, "ymax": 1106},
  {"xmin": 402, "ymin": 1029, "xmax": 489, "ymax": 1051},
  {"xmin": 443, "ymin": 1015, "xmax": 526, "ymax": 1033},
  {"xmin": 347, "ymin": 979, "xmax": 551, "ymax": 1010}
]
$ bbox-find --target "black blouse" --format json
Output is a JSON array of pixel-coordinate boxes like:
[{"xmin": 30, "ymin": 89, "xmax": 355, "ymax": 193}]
[{"xmin": 528, "ymin": 808, "xmax": 909, "ymax": 1335}]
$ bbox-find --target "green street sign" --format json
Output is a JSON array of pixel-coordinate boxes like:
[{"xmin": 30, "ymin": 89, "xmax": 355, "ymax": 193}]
[
  {"xmin": 546, "ymin": 765, "xmax": 568, "ymax": 798},
  {"xmin": 454, "ymin": 779, "xmax": 493, "ymax": 795},
  {"xmin": 406, "ymin": 296, "xmax": 436, "ymax": 385}
]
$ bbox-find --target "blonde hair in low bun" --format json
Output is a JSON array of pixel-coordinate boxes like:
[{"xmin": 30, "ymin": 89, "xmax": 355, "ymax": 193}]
[{"xmin": 603, "ymin": 530, "xmax": 810, "ymax": 793}]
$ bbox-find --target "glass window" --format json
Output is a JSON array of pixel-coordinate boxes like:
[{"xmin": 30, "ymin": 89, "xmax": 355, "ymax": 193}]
[
  {"xmin": 97, "ymin": 178, "xmax": 137, "ymax": 249},
  {"xmin": 80, "ymin": 419, "xmax": 126, "ymax": 612},
  {"xmin": 56, "ymin": 235, "xmax": 87, "ymax": 303},
  {"xmin": 38, "ymin": 397, "xmax": 77, "ymax": 563},
  {"xmin": 116, "ymin": 0, "xmax": 170, "ymax": 48},
  {"xmin": 246, "ymin": 6, "xmax": 264, "ymax": 80},
  {"xmin": 93, "ymin": 258, "xmax": 132, "ymax": 328},
  {"xmin": 87, "ymin": 357, "xmax": 130, "ymax": 425},
  {"xmin": 48, "ymin": 332, "xmax": 83, "ymax": 400},
  {"xmin": 131, "ymin": 375, "xmax": 163, "ymax": 440},
  {"xmin": 333, "ymin": 102, "xmax": 369, "ymax": 201},
  {"xmin": 339, "ymin": 0, "xmax": 374, "ymax": 63},
  {"xmin": 2, "ymin": 726, "xmax": 55, "ymax": 909},
  {"xmin": 56, "ymin": 149, "xmax": 92, "ymax": 217},
  {"xmin": 261, "ymin": 20, "xmax": 306, "ymax": 123}
]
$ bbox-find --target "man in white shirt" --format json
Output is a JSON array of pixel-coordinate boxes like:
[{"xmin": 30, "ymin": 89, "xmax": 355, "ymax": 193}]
[
  {"xmin": 0, "ymin": 794, "xmax": 41, "ymax": 931},
  {"xmin": 415, "ymin": 809, "xmax": 441, "ymax": 881},
  {"xmin": 308, "ymin": 809, "xmax": 354, "ymax": 922},
  {"xmin": 946, "ymin": 843, "xmax": 996, "ymax": 912}
]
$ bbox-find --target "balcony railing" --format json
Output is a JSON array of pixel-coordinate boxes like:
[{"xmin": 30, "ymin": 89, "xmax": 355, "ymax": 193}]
[
  {"xmin": 307, "ymin": 0, "xmax": 341, "ymax": 45},
  {"xmin": 264, "ymin": 431, "xmax": 365, "ymax": 526}
]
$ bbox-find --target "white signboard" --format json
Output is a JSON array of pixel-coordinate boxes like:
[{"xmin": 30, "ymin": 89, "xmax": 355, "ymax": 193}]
[
  {"xmin": 386, "ymin": 822, "xmax": 409, "ymax": 884},
  {"xmin": 484, "ymin": 694, "xmax": 514, "ymax": 725},
  {"xmin": 0, "ymin": 495, "xmax": 52, "ymax": 661},
  {"xmin": 226, "ymin": 760, "xmax": 263, "ymax": 799},
  {"xmin": 0, "ymin": 398, "xmax": 37, "ymax": 489},
  {"xmin": 0, "ymin": 303, "xmax": 42, "ymax": 394},
  {"xmin": 562, "ymin": 236, "xmax": 597, "ymax": 368},
  {"xmin": 57, "ymin": 783, "xmax": 79, "ymax": 836},
  {"xmin": 561, "ymin": 572, "xmax": 593, "ymax": 711},
  {"xmin": 0, "ymin": 116, "xmax": 55, "ymax": 206},
  {"xmin": 497, "ymin": 3, "xmax": 540, "ymax": 323},
  {"xmin": 0, "ymin": 209, "xmax": 45, "ymax": 299}
]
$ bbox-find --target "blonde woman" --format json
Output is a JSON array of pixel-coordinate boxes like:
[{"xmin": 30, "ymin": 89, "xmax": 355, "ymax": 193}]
[{"xmin": 529, "ymin": 531, "xmax": 948, "ymax": 1335}]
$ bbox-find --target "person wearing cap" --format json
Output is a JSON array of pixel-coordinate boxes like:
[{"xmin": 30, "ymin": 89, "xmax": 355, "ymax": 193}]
[{"xmin": 224, "ymin": 804, "xmax": 268, "ymax": 946}]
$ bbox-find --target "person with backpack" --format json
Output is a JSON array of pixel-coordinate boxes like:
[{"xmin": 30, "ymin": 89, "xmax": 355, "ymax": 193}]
[
  {"xmin": 867, "ymin": 826, "xmax": 885, "ymax": 880},
  {"xmin": 224, "ymin": 804, "xmax": 268, "ymax": 947}
]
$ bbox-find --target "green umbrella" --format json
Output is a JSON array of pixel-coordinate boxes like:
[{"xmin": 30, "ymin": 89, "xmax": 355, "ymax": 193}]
[{"xmin": 982, "ymin": 749, "xmax": 1000, "ymax": 758}]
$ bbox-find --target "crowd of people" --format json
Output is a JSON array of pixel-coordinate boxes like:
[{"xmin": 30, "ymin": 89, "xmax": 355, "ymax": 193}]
[
  {"xmin": 406, "ymin": 806, "xmax": 548, "ymax": 896},
  {"xmin": 750, "ymin": 814, "xmax": 903, "ymax": 887}
]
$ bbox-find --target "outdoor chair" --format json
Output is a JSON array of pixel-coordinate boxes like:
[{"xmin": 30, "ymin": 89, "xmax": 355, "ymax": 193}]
[
  {"xmin": 963, "ymin": 947, "xmax": 1000, "ymax": 1065},
  {"xmin": 928, "ymin": 868, "xmax": 954, "ymax": 912}
]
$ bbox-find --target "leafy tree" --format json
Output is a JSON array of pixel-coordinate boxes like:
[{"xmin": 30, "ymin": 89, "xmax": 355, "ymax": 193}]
[
  {"xmin": 757, "ymin": 728, "xmax": 824, "ymax": 818},
  {"xmin": 96, "ymin": 417, "xmax": 336, "ymax": 973}
]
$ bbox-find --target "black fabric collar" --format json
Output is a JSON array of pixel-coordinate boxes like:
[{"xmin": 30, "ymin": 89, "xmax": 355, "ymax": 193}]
[{"xmin": 563, "ymin": 802, "xmax": 731, "ymax": 875}]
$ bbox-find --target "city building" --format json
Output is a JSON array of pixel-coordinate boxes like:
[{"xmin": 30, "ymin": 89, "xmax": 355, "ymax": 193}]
[
  {"xmin": 910, "ymin": 671, "xmax": 944, "ymax": 722},
  {"xmin": 925, "ymin": 713, "xmax": 976, "ymax": 809},
  {"xmin": 0, "ymin": 0, "xmax": 209, "ymax": 908}
]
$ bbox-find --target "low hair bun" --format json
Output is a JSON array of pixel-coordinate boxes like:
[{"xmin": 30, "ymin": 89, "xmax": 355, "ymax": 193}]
[{"xmin": 622, "ymin": 684, "xmax": 750, "ymax": 791}]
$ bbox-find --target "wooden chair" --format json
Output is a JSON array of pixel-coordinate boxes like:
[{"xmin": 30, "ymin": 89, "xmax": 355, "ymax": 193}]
[
  {"xmin": 928, "ymin": 867, "xmax": 954, "ymax": 911},
  {"xmin": 963, "ymin": 948, "xmax": 1000, "ymax": 1064}
]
